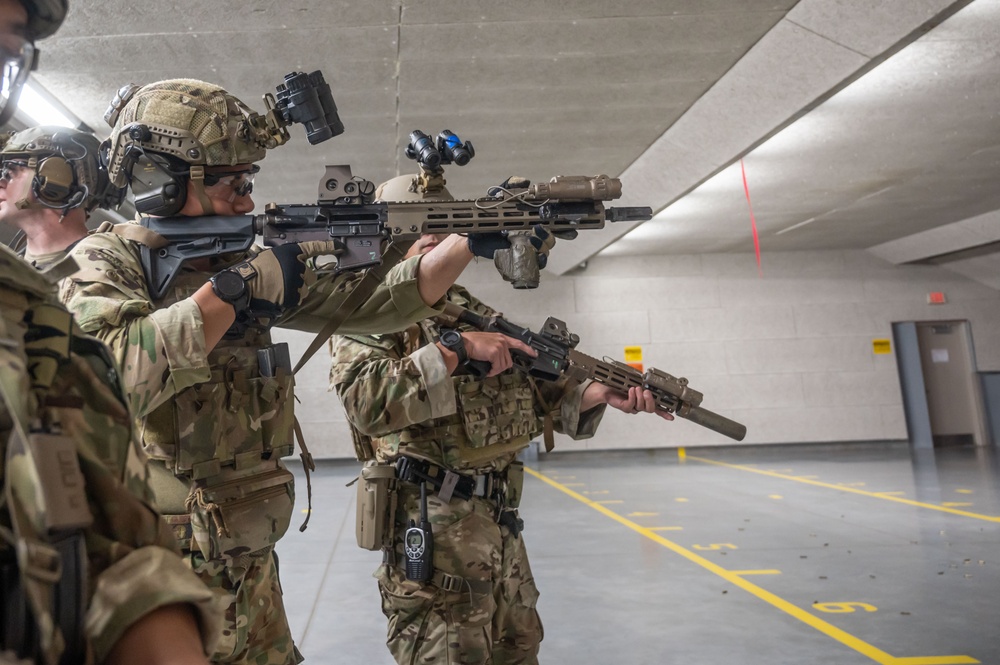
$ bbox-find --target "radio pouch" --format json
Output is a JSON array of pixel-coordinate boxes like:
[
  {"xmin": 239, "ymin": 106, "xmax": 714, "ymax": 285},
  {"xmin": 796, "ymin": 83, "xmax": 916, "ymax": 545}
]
[{"xmin": 356, "ymin": 462, "xmax": 397, "ymax": 551}]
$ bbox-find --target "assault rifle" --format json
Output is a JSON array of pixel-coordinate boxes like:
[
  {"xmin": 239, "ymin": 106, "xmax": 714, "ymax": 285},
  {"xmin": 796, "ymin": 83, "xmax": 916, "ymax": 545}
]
[
  {"xmin": 138, "ymin": 165, "xmax": 652, "ymax": 299},
  {"xmin": 435, "ymin": 303, "xmax": 747, "ymax": 442}
]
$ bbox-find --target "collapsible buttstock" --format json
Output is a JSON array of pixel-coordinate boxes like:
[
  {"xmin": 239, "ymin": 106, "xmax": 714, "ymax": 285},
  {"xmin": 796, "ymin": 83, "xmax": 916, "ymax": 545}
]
[{"xmin": 681, "ymin": 406, "xmax": 747, "ymax": 442}]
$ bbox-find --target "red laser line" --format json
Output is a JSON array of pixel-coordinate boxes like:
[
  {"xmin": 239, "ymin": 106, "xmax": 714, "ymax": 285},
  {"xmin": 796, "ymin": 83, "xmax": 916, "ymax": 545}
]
[{"xmin": 740, "ymin": 158, "xmax": 762, "ymax": 277}]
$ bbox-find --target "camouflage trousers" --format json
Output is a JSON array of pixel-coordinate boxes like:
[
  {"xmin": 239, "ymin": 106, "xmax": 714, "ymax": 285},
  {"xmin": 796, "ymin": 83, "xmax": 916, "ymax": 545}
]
[
  {"xmin": 376, "ymin": 488, "xmax": 543, "ymax": 665},
  {"xmin": 190, "ymin": 547, "xmax": 303, "ymax": 665}
]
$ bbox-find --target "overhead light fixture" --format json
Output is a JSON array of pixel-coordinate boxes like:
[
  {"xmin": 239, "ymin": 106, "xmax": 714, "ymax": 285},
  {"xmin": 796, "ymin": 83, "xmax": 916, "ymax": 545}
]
[{"xmin": 16, "ymin": 81, "xmax": 79, "ymax": 128}]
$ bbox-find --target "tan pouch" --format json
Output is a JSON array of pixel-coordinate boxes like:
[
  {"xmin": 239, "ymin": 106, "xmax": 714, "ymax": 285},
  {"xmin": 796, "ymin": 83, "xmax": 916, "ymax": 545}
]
[
  {"xmin": 188, "ymin": 464, "xmax": 294, "ymax": 561},
  {"xmin": 355, "ymin": 462, "xmax": 397, "ymax": 551},
  {"xmin": 505, "ymin": 460, "xmax": 524, "ymax": 510}
]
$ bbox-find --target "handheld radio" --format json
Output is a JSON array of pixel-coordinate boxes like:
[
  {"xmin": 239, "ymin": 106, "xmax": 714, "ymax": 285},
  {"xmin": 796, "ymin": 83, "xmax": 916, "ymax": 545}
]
[{"xmin": 404, "ymin": 481, "xmax": 434, "ymax": 582}]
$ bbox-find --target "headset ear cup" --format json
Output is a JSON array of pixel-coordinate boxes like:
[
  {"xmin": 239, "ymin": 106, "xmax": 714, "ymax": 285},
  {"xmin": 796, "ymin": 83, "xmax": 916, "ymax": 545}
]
[
  {"xmin": 130, "ymin": 152, "xmax": 188, "ymax": 216},
  {"xmin": 33, "ymin": 156, "xmax": 76, "ymax": 207}
]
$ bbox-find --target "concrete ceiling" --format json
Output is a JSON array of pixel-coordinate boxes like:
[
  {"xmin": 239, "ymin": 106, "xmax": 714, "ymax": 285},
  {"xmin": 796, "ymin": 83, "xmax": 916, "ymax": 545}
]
[{"xmin": 18, "ymin": 0, "xmax": 1000, "ymax": 284}]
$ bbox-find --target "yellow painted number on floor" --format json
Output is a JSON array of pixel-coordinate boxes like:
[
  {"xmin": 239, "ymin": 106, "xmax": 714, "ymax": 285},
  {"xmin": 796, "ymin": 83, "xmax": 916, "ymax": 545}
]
[{"xmin": 813, "ymin": 602, "xmax": 877, "ymax": 613}]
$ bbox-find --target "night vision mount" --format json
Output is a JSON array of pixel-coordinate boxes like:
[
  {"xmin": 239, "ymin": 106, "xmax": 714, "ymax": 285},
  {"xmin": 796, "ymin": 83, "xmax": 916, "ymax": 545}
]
[{"xmin": 405, "ymin": 129, "xmax": 475, "ymax": 173}]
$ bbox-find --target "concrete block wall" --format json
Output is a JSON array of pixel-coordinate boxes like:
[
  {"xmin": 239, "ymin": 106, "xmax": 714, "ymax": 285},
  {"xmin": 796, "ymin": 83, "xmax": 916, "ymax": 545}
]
[{"xmin": 279, "ymin": 250, "xmax": 1000, "ymax": 458}]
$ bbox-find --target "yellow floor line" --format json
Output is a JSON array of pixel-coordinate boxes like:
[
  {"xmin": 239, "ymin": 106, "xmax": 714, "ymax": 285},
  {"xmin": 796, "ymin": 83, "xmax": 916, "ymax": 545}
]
[
  {"xmin": 525, "ymin": 466, "xmax": 978, "ymax": 665},
  {"xmin": 688, "ymin": 456, "xmax": 1000, "ymax": 523}
]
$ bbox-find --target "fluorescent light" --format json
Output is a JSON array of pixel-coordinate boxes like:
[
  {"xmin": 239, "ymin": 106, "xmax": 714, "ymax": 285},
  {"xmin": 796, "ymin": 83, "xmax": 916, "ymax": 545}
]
[{"xmin": 17, "ymin": 82, "xmax": 78, "ymax": 128}]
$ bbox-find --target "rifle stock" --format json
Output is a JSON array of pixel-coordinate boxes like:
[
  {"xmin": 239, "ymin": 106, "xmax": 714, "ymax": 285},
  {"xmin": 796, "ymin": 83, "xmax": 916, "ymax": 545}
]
[{"xmin": 438, "ymin": 303, "xmax": 747, "ymax": 442}]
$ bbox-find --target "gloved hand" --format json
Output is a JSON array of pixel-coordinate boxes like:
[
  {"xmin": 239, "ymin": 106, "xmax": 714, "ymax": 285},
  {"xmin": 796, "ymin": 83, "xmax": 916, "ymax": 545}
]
[
  {"xmin": 467, "ymin": 225, "xmax": 554, "ymax": 263},
  {"xmin": 507, "ymin": 225, "xmax": 556, "ymax": 268},
  {"xmin": 229, "ymin": 241, "xmax": 338, "ymax": 317}
]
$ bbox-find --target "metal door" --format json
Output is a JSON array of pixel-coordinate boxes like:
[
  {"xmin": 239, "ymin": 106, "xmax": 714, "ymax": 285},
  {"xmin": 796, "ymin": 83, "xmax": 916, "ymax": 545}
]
[{"xmin": 914, "ymin": 320, "xmax": 988, "ymax": 446}]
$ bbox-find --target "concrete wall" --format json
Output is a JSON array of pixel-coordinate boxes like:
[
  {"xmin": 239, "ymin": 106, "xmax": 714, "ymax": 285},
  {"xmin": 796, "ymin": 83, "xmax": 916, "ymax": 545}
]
[{"xmin": 278, "ymin": 249, "xmax": 1000, "ymax": 459}]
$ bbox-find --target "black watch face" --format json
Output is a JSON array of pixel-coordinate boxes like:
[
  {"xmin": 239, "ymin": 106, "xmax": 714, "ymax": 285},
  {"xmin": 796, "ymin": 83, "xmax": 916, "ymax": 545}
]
[
  {"xmin": 214, "ymin": 270, "xmax": 246, "ymax": 300},
  {"xmin": 441, "ymin": 330, "xmax": 462, "ymax": 347}
]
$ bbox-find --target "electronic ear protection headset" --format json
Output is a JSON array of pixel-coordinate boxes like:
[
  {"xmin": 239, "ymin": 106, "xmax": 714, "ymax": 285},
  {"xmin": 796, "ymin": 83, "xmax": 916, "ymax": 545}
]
[
  {"xmin": 107, "ymin": 126, "xmax": 191, "ymax": 216},
  {"xmin": 3, "ymin": 129, "xmax": 124, "ymax": 213}
]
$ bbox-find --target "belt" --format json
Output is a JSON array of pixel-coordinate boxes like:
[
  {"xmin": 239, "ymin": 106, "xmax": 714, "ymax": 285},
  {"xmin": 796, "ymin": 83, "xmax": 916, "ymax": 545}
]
[{"xmin": 394, "ymin": 456, "xmax": 504, "ymax": 504}]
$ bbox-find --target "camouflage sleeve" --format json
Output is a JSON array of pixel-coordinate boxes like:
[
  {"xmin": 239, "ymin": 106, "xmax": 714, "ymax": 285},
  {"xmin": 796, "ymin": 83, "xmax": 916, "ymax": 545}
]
[
  {"xmin": 533, "ymin": 377, "xmax": 607, "ymax": 441},
  {"xmin": 59, "ymin": 234, "xmax": 212, "ymax": 417},
  {"xmin": 85, "ymin": 546, "xmax": 223, "ymax": 662},
  {"xmin": 330, "ymin": 333, "xmax": 457, "ymax": 437},
  {"xmin": 78, "ymin": 443, "xmax": 223, "ymax": 662},
  {"xmin": 281, "ymin": 254, "xmax": 443, "ymax": 335}
]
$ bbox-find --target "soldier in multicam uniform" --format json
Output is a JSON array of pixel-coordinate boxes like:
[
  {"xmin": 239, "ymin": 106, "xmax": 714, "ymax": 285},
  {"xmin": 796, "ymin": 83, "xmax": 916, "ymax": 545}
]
[
  {"xmin": 0, "ymin": 126, "xmax": 120, "ymax": 269},
  {"xmin": 57, "ymin": 77, "xmax": 555, "ymax": 664},
  {"xmin": 330, "ymin": 175, "xmax": 669, "ymax": 665},
  {"xmin": 1, "ymin": 2, "xmax": 224, "ymax": 665}
]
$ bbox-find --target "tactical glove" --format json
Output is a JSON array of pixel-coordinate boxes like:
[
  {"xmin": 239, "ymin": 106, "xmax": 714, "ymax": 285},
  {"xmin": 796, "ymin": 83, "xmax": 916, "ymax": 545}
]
[{"xmin": 228, "ymin": 241, "xmax": 338, "ymax": 319}]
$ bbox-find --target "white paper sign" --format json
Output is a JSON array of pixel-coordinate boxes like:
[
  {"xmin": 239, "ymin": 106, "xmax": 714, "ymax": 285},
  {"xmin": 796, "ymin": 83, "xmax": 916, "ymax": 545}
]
[{"xmin": 931, "ymin": 348, "xmax": 949, "ymax": 363}]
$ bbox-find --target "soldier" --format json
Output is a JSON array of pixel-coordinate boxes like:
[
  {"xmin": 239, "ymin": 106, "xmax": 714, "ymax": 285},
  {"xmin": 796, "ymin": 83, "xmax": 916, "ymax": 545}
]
[
  {"xmin": 58, "ymin": 79, "xmax": 554, "ymax": 665},
  {"xmin": 0, "ymin": 126, "xmax": 121, "ymax": 269},
  {"xmin": 1, "ymin": 2, "xmax": 224, "ymax": 665},
  {"xmin": 330, "ymin": 175, "xmax": 671, "ymax": 665}
]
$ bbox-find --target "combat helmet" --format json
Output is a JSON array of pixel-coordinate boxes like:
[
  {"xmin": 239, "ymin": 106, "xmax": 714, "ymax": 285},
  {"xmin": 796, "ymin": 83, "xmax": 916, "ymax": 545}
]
[
  {"xmin": 1, "ymin": 125, "xmax": 121, "ymax": 212},
  {"xmin": 22, "ymin": 0, "xmax": 68, "ymax": 39},
  {"xmin": 102, "ymin": 79, "xmax": 275, "ymax": 215}
]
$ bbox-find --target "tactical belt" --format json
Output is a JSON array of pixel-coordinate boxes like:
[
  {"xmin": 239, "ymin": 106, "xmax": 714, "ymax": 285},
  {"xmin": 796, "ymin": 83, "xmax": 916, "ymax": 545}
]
[{"xmin": 394, "ymin": 456, "xmax": 503, "ymax": 504}]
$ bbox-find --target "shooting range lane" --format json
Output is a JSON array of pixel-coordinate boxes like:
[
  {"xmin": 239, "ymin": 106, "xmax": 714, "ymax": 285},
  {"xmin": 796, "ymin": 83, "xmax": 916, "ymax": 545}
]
[
  {"xmin": 523, "ymin": 443, "xmax": 999, "ymax": 665},
  {"xmin": 273, "ymin": 443, "xmax": 1000, "ymax": 664}
]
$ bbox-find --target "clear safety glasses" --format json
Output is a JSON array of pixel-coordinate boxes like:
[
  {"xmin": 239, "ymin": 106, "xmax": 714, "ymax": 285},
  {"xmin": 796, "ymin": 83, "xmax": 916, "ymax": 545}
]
[
  {"xmin": 0, "ymin": 35, "xmax": 37, "ymax": 125},
  {"xmin": 203, "ymin": 164, "xmax": 260, "ymax": 200},
  {"xmin": 0, "ymin": 159, "xmax": 29, "ymax": 182}
]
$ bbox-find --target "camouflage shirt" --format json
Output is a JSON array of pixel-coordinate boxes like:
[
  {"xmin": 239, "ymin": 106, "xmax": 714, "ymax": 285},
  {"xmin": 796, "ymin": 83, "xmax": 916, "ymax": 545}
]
[
  {"xmin": 330, "ymin": 285, "xmax": 606, "ymax": 473},
  {"xmin": 60, "ymin": 225, "xmax": 439, "ymax": 423},
  {"xmin": 0, "ymin": 246, "xmax": 220, "ymax": 665}
]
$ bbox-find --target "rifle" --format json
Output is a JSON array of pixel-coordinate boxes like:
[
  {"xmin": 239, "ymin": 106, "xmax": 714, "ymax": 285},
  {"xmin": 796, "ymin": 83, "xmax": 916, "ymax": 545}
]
[
  {"xmin": 435, "ymin": 302, "xmax": 747, "ymax": 442},
  {"xmin": 137, "ymin": 165, "xmax": 652, "ymax": 299}
]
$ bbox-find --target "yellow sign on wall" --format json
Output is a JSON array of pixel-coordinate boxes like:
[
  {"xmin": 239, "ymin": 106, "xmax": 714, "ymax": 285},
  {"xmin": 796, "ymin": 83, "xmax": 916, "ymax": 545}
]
[
  {"xmin": 624, "ymin": 346, "xmax": 643, "ymax": 362},
  {"xmin": 872, "ymin": 339, "xmax": 892, "ymax": 355}
]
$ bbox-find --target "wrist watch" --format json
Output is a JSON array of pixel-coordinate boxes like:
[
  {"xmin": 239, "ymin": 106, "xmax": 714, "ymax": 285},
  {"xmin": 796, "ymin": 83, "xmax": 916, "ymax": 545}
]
[
  {"xmin": 210, "ymin": 269, "xmax": 250, "ymax": 314},
  {"xmin": 439, "ymin": 329, "xmax": 468, "ymax": 365}
]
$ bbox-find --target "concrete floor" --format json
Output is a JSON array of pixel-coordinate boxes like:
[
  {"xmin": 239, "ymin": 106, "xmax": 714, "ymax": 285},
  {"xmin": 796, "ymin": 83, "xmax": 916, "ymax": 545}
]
[{"xmin": 276, "ymin": 442, "xmax": 1000, "ymax": 664}]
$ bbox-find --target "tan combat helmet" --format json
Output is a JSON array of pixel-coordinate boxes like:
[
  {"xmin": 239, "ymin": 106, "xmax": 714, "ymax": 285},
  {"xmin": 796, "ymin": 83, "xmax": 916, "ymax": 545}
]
[
  {"xmin": 1, "ymin": 126, "xmax": 121, "ymax": 212},
  {"xmin": 375, "ymin": 173, "xmax": 454, "ymax": 202},
  {"xmin": 102, "ymin": 79, "xmax": 278, "ymax": 215}
]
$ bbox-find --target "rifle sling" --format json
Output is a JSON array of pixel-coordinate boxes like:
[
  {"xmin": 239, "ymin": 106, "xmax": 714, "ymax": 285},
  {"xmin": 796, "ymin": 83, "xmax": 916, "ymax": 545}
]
[
  {"xmin": 95, "ymin": 220, "xmax": 169, "ymax": 249},
  {"xmin": 292, "ymin": 241, "xmax": 410, "ymax": 374}
]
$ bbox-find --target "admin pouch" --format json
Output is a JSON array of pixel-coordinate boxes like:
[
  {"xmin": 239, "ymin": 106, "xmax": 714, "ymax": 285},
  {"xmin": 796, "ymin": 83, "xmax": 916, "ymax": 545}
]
[{"xmin": 186, "ymin": 461, "xmax": 294, "ymax": 561}]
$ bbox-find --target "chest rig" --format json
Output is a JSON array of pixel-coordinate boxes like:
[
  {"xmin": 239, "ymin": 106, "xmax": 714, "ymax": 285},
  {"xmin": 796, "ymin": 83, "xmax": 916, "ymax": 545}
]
[
  {"xmin": 357, "ymin": 309, "xmax": 540, "ymax": 473},
  {"xmin": 1, "ymin": 261, "xmax": 100, "ymax": 665},
  {"xmin": 134, "ymin": 266, "xmax": 298, "ymax": 561}
]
